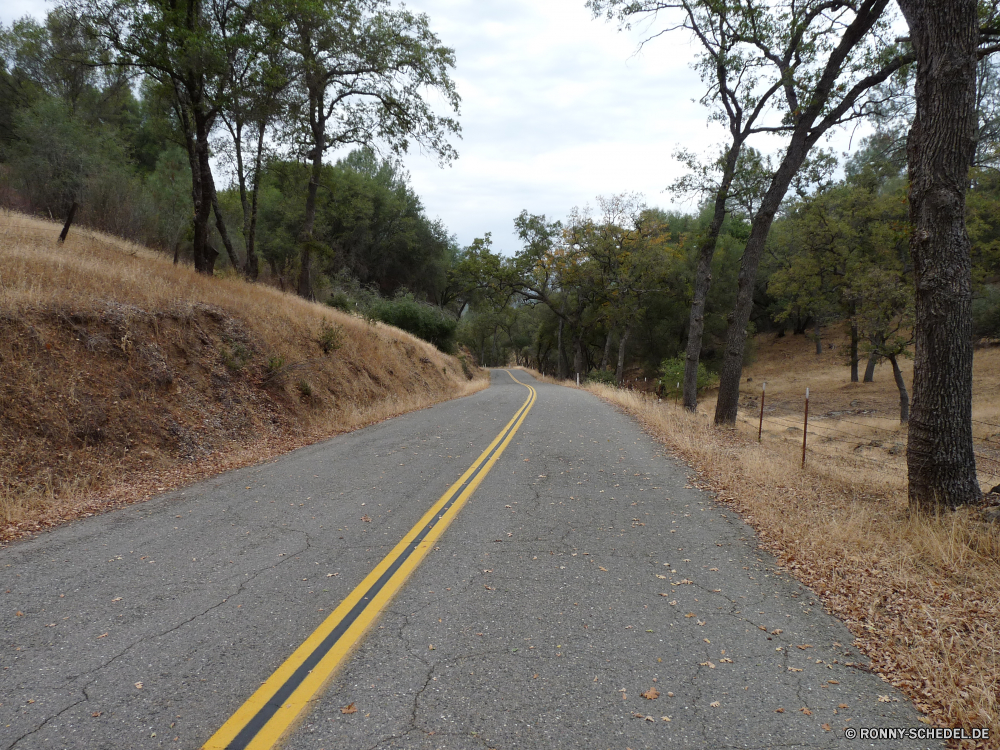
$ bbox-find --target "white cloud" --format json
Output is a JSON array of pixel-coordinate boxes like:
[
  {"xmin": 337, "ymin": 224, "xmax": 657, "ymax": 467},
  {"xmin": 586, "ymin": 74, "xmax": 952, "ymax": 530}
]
[
  {"xmin": 385, "ymin": 0, "xmax": 727, "ymax": 253},
  {"xmin": 1, "ymin": 0, "xmax": 759, "ymax": 253},
  {"xmin": 0, "ymin": 0, "xmax": 48, "ymax": 24}
]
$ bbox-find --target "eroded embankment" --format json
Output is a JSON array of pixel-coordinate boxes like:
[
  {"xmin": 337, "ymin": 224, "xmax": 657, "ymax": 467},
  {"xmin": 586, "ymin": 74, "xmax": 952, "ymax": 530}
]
[{"xmin": 0, "ymin": 212, "xmax": 486, "ymax": 541}]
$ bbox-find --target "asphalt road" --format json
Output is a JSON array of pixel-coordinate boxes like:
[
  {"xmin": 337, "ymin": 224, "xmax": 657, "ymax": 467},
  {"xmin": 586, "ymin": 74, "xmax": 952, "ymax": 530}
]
[{"xmin": 2, "ymin": 370, "xmax": 937, "ymax": 749}]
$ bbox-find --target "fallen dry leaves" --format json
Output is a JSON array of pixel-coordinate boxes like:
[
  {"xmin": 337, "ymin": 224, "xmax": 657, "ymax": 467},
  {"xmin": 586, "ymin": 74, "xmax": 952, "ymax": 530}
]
[
  {"xmin": 341, "ymin": 703, "xmax": 357, "ymax": 715},
  {"xmin": 641, "ymin": 687, "xmax": 660, "ymax": 700},
  {"xmin": 587, "ymin": 379, "xmax": 1000, "ymax": 748}
]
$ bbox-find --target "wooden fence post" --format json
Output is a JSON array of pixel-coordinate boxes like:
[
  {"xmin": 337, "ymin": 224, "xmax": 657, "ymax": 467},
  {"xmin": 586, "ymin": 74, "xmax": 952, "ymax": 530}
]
[
  {"xmin": 801, "ymin": 387, "xmax": 810, "ymax": 468},
  {"xmin": 758, "ymin": 382, "xmax": 766, "ymax": 442}
]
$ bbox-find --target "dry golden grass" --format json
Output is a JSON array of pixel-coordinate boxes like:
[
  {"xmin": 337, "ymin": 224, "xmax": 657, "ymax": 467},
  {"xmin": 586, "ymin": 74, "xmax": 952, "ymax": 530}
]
[
  {"xmin": 0, "ymin": 211, "xmax": 487, "ymax": 541},
  {"xmin": 582, "ymin": 333, "xmax": 1000, "ymax": 748}
]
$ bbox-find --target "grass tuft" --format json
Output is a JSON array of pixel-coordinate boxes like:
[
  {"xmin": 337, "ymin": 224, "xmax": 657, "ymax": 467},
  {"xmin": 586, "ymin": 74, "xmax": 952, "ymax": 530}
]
[{"xmin": 0, "ymin": 210, "xmax": 487, "ymax": 541}]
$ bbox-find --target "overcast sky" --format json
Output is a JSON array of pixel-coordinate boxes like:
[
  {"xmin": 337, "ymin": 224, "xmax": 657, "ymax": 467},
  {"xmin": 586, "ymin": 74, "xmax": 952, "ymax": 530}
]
[
  {"xmin": 394, "ymin": 0, "xmax": 721, "ymax": 253},
  {"xmin": 2, "ymin": 0, "xmax": 867, "ymax": 254}
]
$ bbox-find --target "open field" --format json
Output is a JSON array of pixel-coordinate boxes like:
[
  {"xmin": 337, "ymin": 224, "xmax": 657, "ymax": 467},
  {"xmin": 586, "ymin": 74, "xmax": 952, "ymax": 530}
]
[
  {"xmin": 732, "ymin": 334, "xmax": 1000, "ymax": 492},
  {"xmin": 0, "ymin": 211, "xmax": 487, "ymax": 542},
  {"xmin": 542, "ymin": 334, "xmax": 1000, "ymax": 747}
]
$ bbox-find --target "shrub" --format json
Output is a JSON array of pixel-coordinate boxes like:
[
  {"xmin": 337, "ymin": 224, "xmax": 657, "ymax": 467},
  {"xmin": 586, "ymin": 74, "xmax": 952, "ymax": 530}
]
[
  {"xmin": 366, "ymin": 293, "xmax": 457, "ymax": 353},
  {"xmin": 457, "ymin": 354, "xmax": 473, "ymax": 380},
  {"xmin": 658, "ymin": 356, "xmax": 717, "ymax": 398},
  {"xmin": 221, "ymin": 343, "xmax": 252, "ymax": 371},
  {"xmin": 296, "ymin": 380, "xmax": 313, "ymax": 397},
  {"xmin": 327, "ymin": 291, "xmax": 353, "ymax": 314},
  {"xmin": 264, "ymin": 354, "xmax": 286, "ymax": 383},
  {"xmin": 587, "ymin": 369, "xmax": 617, "ymax": 385},
  {"xmin": 973, "ymin": 285, "xmax": 1000, "ymax": 339},
  {"xmin": 318, "ymin": 318, "xmax": 344, "ymax": 354}
]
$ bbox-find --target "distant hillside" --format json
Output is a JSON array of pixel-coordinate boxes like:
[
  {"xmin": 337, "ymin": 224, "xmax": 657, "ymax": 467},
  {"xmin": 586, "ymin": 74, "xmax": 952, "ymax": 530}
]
[{"xmin": 0, "ymin": 212, "xmax": 486, "ymax": 542}]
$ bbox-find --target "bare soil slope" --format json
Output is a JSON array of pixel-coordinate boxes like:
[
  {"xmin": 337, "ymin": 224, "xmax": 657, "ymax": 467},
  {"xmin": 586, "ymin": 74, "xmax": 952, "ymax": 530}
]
[{"xmin": 0, "ymin": 211, "xmax": 486, "ymax": 541}]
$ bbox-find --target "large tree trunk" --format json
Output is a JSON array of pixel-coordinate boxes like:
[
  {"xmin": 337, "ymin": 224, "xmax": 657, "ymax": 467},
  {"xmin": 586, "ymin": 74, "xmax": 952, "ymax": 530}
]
[
  {"xmin": 713, "ymin": 0, "xmax": 895, "ymax": 425},
  {"xmin": 245, "ymin": 121, "xmax": 266, "ymax": 280},
  {"xmin": 714, "ymin": 138, "xmax": 811, "ymax": 424},
  {"xmin": 863, "ymin": 349, "xmax": 879, "ymax": 382},
  {"xmin": 573, "ymin": 329, "xmax": 586, "ymax": 379},
  {"xmin": 210, "ymin": 182, "xmax": 241, "ymax": 271},
  {"xmin": 615, "ymin": 323, "xmax": 631, "ymax": 384},
  {"xmin": 898, "ymin": 0, "xmax": 981, "ymax": 510},
  {"xmin": 849, "ymin": 316, "xmax": 859, "ymax": 382},
  {"xmin": 683, "ymin": 141, "xmax": 740, "ymax": 411},
  {"xmin": 537, "ymin": 339, "xmax": 549, "ymax": 373},
  {"xmin": 887, "ymin": 354, "xmax": 910, "ymax": 424},
  {"xmin": 556, "ymin": 302, "xmax": 568, "ymax": 379},
  {"xmin": 297, "ymin": 148, "xmax": 323, "ymax": 300},
  {"xmin": 225, "ymin": 115, "xmax": 257, "ymax": 280},
  {"xmin": 600, "ymin": 329, "xmax": 613, "ymax": 371},
  {"xmin": 299, "ymin": 80, "xmax": 325, "ymax": 301},
  {"xmin": 191, "ymin": 117, "xmax": 216, "ymax": 275}
]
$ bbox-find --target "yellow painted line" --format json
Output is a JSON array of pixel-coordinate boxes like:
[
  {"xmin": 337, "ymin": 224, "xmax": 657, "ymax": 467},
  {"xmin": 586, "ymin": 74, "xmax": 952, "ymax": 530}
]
[{"xmin": 203, "ymin": 370, "xmax": 536, "ymax": 750}]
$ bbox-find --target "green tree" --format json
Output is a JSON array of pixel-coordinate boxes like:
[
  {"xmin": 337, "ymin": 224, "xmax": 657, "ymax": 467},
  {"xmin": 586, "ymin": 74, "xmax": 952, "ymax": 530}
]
[
  {"xmin": 765, "ymin": 179, "xmax": 909, "ymax": 379},
  {"xmin": 71, "ymin": 0, "xmax": 252, "ymax": 273},
  {"xmin": 591, "ymin": 0, "xmax": 787, "ymax": 408},
  {"xmin": 655, "ymin": 0, "xmax": 914, "ymax": 425},
  {"xmin": 567, "ymin": 196, "xmax": 678, "ymax": 382},
  {"xmin": 146, "ymin": 145, "xmax": 194, "ymax": 261},
  {"xmin": 439, "ymin": 234, "xmax": 505, "ymax": 317},
  {"xmin": 252, "ymin": 150, "xmax": 453, "ymax": 300},
  {"xmin": 217, "ymin": 1, "xmax": 291, "ymax": 279},
  {"xmin": 850, "ymin": 266, "xmax": 914, "ymax": 423},
  {"xmin": 281, "ymin": 0, "xmax": 460, "ymax": 299}
]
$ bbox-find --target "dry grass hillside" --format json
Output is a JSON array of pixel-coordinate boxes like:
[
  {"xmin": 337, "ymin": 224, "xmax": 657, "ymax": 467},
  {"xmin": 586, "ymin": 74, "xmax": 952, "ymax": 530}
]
[
  {"xmin": 0, "ymin": 211, "xmax": 487, "ymax": 542},
  {"xmin": 567, "ymin": 333, "xmax": 1000, "ymax": 748},
  {"xmin": 734, "ymin": 333, "xmax": 1000, "ymax": 488}
]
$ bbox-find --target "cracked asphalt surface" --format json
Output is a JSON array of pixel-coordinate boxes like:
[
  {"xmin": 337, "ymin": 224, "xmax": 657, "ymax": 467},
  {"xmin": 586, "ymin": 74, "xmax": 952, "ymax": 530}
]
[{"xmin": 2, "ymin": 370, "xmax": 936, "ymax": 749}]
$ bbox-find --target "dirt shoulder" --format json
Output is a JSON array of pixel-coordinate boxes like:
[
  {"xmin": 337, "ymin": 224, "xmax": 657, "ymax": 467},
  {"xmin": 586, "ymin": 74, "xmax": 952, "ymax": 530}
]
[
  {"xmin": 580, "ymin": 370, "xmax": 999, "ymax": 749},
  {"xmin": 0, "ymin": 212, "xmax": 487, "ymax": 544}
]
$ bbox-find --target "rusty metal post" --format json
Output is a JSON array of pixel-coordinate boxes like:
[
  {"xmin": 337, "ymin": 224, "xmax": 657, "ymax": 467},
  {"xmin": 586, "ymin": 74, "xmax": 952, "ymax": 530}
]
[
  {"xmin": 758, "ymin": 381, "xmax": 766, "ymax": 442},
  {"xmin": 801, "ymin": 387, "xmax": 809, "ymax": 468}
]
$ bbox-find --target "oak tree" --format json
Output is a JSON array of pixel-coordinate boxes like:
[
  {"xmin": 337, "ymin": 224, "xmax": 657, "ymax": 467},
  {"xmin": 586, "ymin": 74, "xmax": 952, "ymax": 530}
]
[
  {"xmin": 895, "ymin": 0, "xmax": 999, "ymax": 510},
  {"xmin": 281, "ymin": 0, "xmax": 459, "ymax": 299}
]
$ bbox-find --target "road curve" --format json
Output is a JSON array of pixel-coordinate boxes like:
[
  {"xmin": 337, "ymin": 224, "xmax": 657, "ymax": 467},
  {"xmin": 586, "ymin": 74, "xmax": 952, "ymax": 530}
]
[{"xmin": 2, "ymin": 370, "xmax": 934, "ymax": 749}]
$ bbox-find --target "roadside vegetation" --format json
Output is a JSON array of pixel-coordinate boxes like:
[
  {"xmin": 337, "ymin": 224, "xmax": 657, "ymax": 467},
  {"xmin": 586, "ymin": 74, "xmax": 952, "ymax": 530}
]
[
  {"xmin": 0, "ymin": 212, "xmax": 486, "ymax": 542},
  {"xmin": 3, "ymin": 0, "xmax": 1000, "ymax": 723},
  {"xmin": 554, "ymin": 331, "xmax": 1000, "ymax": 746}
]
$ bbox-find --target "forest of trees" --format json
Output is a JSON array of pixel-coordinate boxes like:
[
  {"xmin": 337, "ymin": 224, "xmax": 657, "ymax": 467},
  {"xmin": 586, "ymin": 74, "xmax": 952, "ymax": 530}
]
[
  {"xmin": 0, "ymin": 0, "xmax": 459, "ymax": 300},
  {"xmin": 2, "ymin": 0, "xmax": 998, "ymax": 511}
]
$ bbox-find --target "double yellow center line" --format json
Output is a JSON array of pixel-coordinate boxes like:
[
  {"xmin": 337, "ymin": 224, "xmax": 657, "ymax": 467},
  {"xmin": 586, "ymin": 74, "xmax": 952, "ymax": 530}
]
[{"xmin": 203, "ymin": 370, "xmax": 536, "ymax": 749}]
